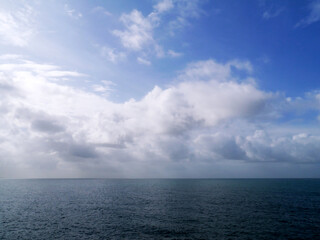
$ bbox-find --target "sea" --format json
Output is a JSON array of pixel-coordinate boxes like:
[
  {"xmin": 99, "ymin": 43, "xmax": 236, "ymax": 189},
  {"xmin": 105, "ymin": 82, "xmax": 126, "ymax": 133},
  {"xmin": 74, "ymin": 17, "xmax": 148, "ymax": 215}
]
[{"xmin": 0, "ymin": 179, "xmax": 319, "ymax": 239}]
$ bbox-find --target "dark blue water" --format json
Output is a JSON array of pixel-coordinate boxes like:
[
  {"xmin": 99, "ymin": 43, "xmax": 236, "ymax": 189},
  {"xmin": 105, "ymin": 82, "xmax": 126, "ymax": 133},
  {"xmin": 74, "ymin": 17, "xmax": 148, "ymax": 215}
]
[{"xmin": 0, "ymin": 179, "xmax": 319, "ymax": 239}]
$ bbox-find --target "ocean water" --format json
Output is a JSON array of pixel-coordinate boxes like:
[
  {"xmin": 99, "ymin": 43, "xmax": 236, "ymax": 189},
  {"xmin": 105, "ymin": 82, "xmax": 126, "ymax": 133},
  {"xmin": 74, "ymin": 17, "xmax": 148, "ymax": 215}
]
[{"xmin": 0, "ymin": 179, "xmax": 319, "ymax": 239}]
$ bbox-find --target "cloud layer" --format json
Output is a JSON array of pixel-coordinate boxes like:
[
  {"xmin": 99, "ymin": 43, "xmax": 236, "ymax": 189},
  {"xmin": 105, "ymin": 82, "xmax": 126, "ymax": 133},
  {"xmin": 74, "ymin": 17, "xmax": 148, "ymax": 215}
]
[{"xmin": 1, "ymin": 56, "xmax": 320, "ymax": 178}]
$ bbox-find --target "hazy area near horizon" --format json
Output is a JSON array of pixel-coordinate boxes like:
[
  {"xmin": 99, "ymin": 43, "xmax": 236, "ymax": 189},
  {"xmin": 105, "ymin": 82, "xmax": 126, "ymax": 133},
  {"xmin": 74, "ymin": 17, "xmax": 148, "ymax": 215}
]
[{"xmin": 1, "ymin": 0, "xmax": 320, "ymax": 178}]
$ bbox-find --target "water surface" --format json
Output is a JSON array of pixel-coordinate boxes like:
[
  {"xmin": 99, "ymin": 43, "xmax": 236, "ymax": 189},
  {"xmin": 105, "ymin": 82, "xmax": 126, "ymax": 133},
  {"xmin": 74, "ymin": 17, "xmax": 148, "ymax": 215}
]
[{"xmin": 0, "ymin": 179, "xmax": 319, "ymax": 239}]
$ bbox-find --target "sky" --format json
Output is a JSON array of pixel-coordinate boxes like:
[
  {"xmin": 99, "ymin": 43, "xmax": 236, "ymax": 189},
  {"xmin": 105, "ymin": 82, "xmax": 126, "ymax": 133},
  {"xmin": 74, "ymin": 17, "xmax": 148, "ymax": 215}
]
[{"xmin": 1, "ymin": 0, "xmax": 320, "ymax": 178}]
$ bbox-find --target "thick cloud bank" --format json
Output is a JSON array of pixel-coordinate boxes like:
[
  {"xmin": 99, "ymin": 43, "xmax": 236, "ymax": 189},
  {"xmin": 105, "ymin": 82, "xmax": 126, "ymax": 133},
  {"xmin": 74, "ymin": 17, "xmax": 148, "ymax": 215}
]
[{"xmin": 0, "ymin": 57, "xmax": 320, "ymax": 178}]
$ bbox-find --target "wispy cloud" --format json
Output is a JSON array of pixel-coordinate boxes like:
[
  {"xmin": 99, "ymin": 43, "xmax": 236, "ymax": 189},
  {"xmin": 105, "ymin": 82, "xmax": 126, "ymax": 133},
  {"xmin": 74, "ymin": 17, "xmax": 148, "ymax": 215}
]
[
  {"xmin": 137, "ymin": 57, "xmax": 151, "ymax": 65},
  {"xmin": 168, "ymin": 49, "xmax": 183, "ymax": 58},
  {"xmin": 100, "ymin": 46, "xmax": 126, "ymax": 63},
  {"xmin": 91, "ymin": 6, "xmax": 112, "ymax": 16},
  {"xmin": 64, "ymin": 4, "xmax": 82, "ymax": 20},
  {"xmin": 92, "ymin": 80, "xmax": 115, "ymax": 96},
  {"xmin": 0, "ymin": 5, "xmax": 35, "ymax": 47},
  {"xmin": 168, "ymin": 0, "xmax": 204, "ymax": 33},
  {"xmin": 296, "ymin": 0, "xmax": 320, "ymax": 27},
  {"xmin": 0, "ymin": 56, "xmax": 85, "ymax": 81},
  {"xmin": 262, "ymin": 7, "xmax": 284, "ymax": 20}
]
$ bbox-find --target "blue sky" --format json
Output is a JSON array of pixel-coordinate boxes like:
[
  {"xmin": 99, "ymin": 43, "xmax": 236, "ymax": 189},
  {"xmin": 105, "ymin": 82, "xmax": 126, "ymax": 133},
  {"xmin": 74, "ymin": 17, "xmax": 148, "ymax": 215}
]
[{"xmin": 1, "ymin": 0, "xmax": 320, "ymax": 178}]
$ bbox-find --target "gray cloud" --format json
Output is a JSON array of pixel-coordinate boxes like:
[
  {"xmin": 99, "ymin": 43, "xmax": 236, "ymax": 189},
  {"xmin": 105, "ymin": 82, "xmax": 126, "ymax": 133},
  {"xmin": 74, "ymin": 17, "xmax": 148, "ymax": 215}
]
[
  {"xmin": 68, "ymin": 144, "xmax": 98, "ymax": 159},
  {"xmin": 31, "ymin": 119, "xmax": 65, "ymax": 133}
]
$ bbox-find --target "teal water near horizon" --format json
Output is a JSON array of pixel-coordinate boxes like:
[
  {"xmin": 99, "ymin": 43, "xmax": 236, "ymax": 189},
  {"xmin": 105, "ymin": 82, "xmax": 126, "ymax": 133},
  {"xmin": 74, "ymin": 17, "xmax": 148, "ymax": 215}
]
[{"xmin": 0, "ymin": 179, "xmax": 319, "ymax": 239}]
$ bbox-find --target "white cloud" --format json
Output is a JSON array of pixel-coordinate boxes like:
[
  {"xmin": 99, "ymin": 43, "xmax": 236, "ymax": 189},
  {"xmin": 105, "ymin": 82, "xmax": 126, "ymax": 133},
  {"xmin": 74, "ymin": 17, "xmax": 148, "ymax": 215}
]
[
  {"xmin": 100, "ymin": 46, "xmax": 126, "ymax": 63},
  {"xmin": 194, "ymin": 129, "xmax": 320, "ymax": 164},
  {"xmin": 92, "ymin": 80, "xmax": 115, "ymax": 96},
  {"xmin": 154, "ymin": 0, "xmax": 174, "ymax": 13},
  {"xmin": 113, "ymin": 9, "xmax": 154, "ymax": 51},
  {"xmin": 91, "ymin": 6, "xmax": 112, "ymax": 16},
  {"xmin": 1, "ymin": 56, "xmax": 320, "ymax": 178},
  {"xmin": 137, "ymin": 57, "xmax": 151, "ymax": 66},
  {"xmin": 0, "ymin": 6, "xmax": 35, "ymax": 47},
  {"xmin": 64, "ymin": 4, "xmax": 82, "ymax": 20},
  {"xmin": 112, "ymin": 0, "xmax": 197, "ymax": 61},
  {"xmin": 168, "ymin": 49, "xmax": 183, "ymax": 57},
  {"xmin": 296, "ymin": 0, "xmax": 320, "ymax": 27},
  {"xmin": 0, "ymin": 54, "xmax": 23, "ymax": 60},
  {"xmin": 0, "ymin": 58, "xmax": 85, "ymax": 80},
  {"xmin": 178, "ymin": 59, "xmax": 253, "ymax": 82}
]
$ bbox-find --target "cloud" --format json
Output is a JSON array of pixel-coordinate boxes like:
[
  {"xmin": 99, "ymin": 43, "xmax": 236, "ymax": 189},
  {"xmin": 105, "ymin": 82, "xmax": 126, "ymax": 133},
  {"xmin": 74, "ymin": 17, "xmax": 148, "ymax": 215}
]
[
  {"xmin": 154, "ymin": 0, "xmax": 174, "ymax": 13},
  {"xmin": 178, "ymin": 59, "xmax": 253, "ymax": 81},
  {"xmin": 1, "ymin": 56, "xmax": 320, "ymax": 178},
  {"xmin": 278, "ymin": 90, "xmax": 320, "ymax": 116},
  {"xmin": 112, "ymin": 0, "xmax": 202, "ymax": 62},
  {"xmin": 100, "ymin": 46, "xmax": 126, "ymax": 63},
  {"xmin": 168, "ymin": 0, "xmax": 204, "ymax": 33},
  {"xmin": 194, "ymin": 129, "xmax": 320, "ymax": 164},
  {"xmin": 296, "ymin": 0, "xmax": 320, "ymax": 27},
  {"xmin": 0, "ymin": 57, "xmax": 85, "ymax": 81},
  {"xmin": 0, "ymin": 5, "xmax": 35, "ymax": 47},
  {"xmin": 92, "ymin": 80, "xmax": 115, "ymax": 96},
  {"xmin": 262, "ymin": 8, "xmax": 284, "ymax": 20},
  {"xmin": 168, "ymin": 49, "xmax": 183, "ymax": 58},
  {"xmin": 137, "ymin": 57, "xmax": 151, "ymax": 66},
  {"xmin": 91, "ymin": 6, "xmax": 112, "ymax": 16},
  {"xmin": 64, "ymin": 4, "xmax": 82, "ymax": 20},
  {"xmin": 31, "ymin": 119, "xmax": 65, "ymax": 133},
  {"xmin": 113, "ymin": 9, "xmax": 154, "ymax": 51},
  {"xmin": 0, "ymin": 54, "xmax": 23, "ymax": 60}
]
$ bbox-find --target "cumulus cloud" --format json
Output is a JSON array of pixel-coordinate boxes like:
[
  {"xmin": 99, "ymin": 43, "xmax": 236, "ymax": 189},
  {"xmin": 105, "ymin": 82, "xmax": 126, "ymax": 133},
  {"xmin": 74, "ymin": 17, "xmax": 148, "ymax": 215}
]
[
  {"xmin": 112, "ymin": 0, "xmax": 203, "ymax": 62},
  {"xmin": 193, "ymin": 129, "xmax": 320, "ymax": 164},
  {"xmin": 1, "ymin": 56, "xmax": 320, "ymax": 178},
  {"xmin": 113, "ymin": 9, "xmax": 156, "ymax": 52}
]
